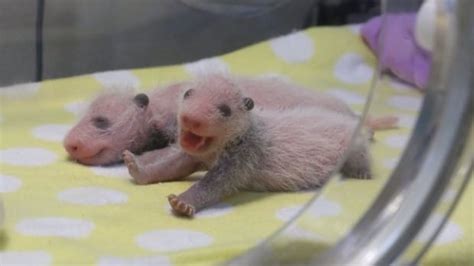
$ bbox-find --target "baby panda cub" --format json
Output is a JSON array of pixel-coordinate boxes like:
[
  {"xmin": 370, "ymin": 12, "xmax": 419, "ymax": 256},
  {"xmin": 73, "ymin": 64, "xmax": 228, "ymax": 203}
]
[
  {"xmin": 64, "ymin": 75, "xmax": 358, "ymax": 167},
  {"xmin": 168, "ymin": 75, "xmax": 371, "ymax": 217}
]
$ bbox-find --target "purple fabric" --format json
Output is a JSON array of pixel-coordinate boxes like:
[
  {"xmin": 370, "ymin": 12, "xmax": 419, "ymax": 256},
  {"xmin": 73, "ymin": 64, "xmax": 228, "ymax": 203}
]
[{"xmin": 361, "ymin": 14, "xmax": 432, "ymax": 90}]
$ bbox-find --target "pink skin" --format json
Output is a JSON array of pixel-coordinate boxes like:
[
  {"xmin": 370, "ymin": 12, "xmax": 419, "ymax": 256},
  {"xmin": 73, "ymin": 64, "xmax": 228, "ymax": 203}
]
[
  {"xmin": 122, "ymin": 74, "xmax": 363, "ymax": 185},
  {"xmin": 177, "ymin": 76, "xmax": 251, "ymax": 161},
  {"xmin": 166, "ymin": 75, "xmax": 367, "ymax": 217},
  {"xmin": 165, "ymin": 75, "xmax": 399, "ymax": 217},
  {"xmin": 124, "ymin": 75, "xmax": 398, "ymax": 187},
  {"xmin": 122, "ymin": 148, "xmax": 201, "ymax": 185},
  {"xmin": 64, "ymin": 74, "xmax": 355, "ymax": 167},
  {"xmin": 63, "ymin": 92, "xmax": 152, "ymax": 165},
  {"xmin": 64, "ymin": 73, "xmax": 398, "ymax": 189},
  {"xmin": 63, "ymin": 83, "xmax": 185, "ymax": 166},
  {"xmin": 170, "ymin": 76, "xmax": 255, "ymax": 216}
]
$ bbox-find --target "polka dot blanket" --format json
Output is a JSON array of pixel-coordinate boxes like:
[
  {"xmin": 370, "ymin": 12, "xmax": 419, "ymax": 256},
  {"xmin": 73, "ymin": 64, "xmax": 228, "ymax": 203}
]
[{"xmin": 0, "ymin": 25, "xmax": 472, "ymax": 266}]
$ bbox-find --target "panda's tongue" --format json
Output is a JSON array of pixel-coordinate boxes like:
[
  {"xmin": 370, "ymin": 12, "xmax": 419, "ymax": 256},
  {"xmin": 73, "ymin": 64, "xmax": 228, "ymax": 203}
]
[{"xmin": 180, "ymin": 130, "xmax": 208, "ymax": 151}]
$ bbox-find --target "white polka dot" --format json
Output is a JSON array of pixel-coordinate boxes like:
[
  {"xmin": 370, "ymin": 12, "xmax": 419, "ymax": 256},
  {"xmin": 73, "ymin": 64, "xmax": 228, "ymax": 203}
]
[
  {"xmin": 32, "ymin": 124, "xmax": 72, "ymax": 142},
  {"xmin": 276, "ymin": 198, "xmax": 341, "ymax": 222},
  {"xmin": 307, "ymin": 197, "xmax": 342, "ymax": 218},
  {"xmin": 0, "ymin": 148, "xmax": 57, "ymax": 166},
  {"xmin": 416, "ymin": 214, "xmax": 464, "ymax": 245},
  {"xmin": 97, "ymin": 255, "xmax": 171, "ymax": 266},
  {"xmin": 334, "ymin": 53, "xmax": 374, "ymax": 84},
  {"xmin": 457, "ymin": 165, "xmax": 469, "ymax": 177},
  {"xmin": 398, "ymin": 115, "xmax": 417, "ymax": 128},
  {"xmin": 389, "ymin": 78, "xmax": 415, "ymax": 91},
  {"xmin": 0, "ymin": 251, "xmax": 52, "ymax": 266},
  {"xmin": 441, "ymin": 189, "xmax": 457, "ymax": 203},
  {"xmin": 58, "ymin": 186, "xmax": 128, "ymax": 206},
  {"xmin": 326, "ymin": 89, "xmax": 365, "ymax": 105},
  {"xmin": 348, "ymin": 24, "xmax": 362, "ymax": 34},
  {"xmin": 184, "ymin": 57, "xmax": 229, "ymax": 76},
  {"xmin": 0, "ymin": 83, "xmax": 40, "ymax": 99},
  {"xmin": 384, "ymin": 135, "xmax": 409, "ymax": 149},
  {"xmin": 93, "ymin": 70, "xmax": 140, "ymax": 89},
  {"xmin": 195, "ymin": 203, "xmax": 234, "ymax": 218},
  {"xmin": 64, "ymin": 100, "xmax": 88, "ymax": 116},
  {"xmin": 16, "ymin": 217, "xmax": 94, "ymax": 238},
  {"xmin": 90, "ymin": 165, "xmax": 130, "ymax": 179},
  {"xmin": 165, "ymin": 202, "xmax": 233, "ymax": 218},
  {"xmin": 387, "ymin": 96, "xmax": 422, "ymax": 111},
  {"xmin": 276, "ymin": 205, "xmax": 303, "ymax": 222},
  {"xmin": 270, "ymin": 31, "xmax": 315, "ymax": 63},
  {"xmin": 382, "ymin": 157, "xmax": 400, "ymax": 170},
  {"xmin": 135, "ymin": 229, "xmax": 214, "ymax": 252},
  {"xmin": 0, "ymin": 174, "xmax": 22, "ymax": 192},
  {"xmin": 284, "ymin": 225, "xmax": 324, "ymax": 241}
]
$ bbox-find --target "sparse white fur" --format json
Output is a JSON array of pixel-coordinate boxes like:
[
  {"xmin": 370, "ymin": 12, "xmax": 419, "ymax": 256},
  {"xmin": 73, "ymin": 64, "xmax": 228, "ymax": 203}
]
[
  {"xmin": 168, "ymin": 74, "xmax": 374, "ymax": 216},
  {"xmin": 194, "ymin": 106, "xmax": 362, "ymax": 192}
]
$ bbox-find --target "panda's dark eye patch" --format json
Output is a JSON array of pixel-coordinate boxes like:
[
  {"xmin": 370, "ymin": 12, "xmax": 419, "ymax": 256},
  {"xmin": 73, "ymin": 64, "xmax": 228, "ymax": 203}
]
[
  {"xmin": 218, "ymin": 104, "xmax": 232, "ymax": 117},
  {"xmin": 92, "ymin": 116, "xmax": 110, "ymax": 129},
  {"xmin": 243, "ymin": 97, "xmax": 254, "ymax": 111},
  {"xmin": 183, "ymin": 89, "xmax": 193, "ymax": 99}
]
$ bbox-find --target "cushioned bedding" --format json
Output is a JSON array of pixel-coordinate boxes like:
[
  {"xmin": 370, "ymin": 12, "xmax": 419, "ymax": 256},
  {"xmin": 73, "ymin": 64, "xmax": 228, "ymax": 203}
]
[{"xmin": 0, "ymin": 25, "xmax": 472, "ymax": 266}]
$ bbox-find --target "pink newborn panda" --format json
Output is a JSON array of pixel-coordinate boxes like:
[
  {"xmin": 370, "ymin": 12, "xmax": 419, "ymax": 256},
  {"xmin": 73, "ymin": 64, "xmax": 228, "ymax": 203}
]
[
  {"xmin": 63, "ymin": 83, "xmax": 186, "ymax": 166},
  {"xmin": 63, "ymin": 74, "xmax": 357, "ymax": 168},
  {"xmin": 167, "ymin": 74, "xmax": 377, "ymax": 217},
  {"xmin": 120, "ymin": 74, "xmax": 397, "ymax": 186}
]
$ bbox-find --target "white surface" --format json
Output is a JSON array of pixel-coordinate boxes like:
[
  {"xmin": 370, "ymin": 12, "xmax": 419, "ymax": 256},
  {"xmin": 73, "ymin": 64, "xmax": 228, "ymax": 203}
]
[
  {"xmin": 0, "ymin": 251, "xmax": 52, "ymax": 266},
  {"xmin": 334, "ymin": 53, "xmax": 374, "ymax": 84},
  {"xmin": 98, "ymin": 255, "xmax": 171, "ymax": 266},
  {"xmin": 32, "ymin": 124, "xmax": 72, "ymax": 142},
  {"xmin": 0, "ymin": 174, "xmax": 22, "ymax": 193},
  {"xmin": 16, "ymin": 217, "xmax": 95, "ymax": 238},
  {"xmin": 135, "ymin": 229, "xmax": 214, "ymax": 252},
  {"xmin": 0, "ymin": 148, "xmax": 58, "ymax": 166},
  {"xmin": 270, "ymin": 31, "xmax": 315, "ymax": 63},
  {"xmin": 58, "ymin": 186, "xmax": 128, "ymax": 206}
]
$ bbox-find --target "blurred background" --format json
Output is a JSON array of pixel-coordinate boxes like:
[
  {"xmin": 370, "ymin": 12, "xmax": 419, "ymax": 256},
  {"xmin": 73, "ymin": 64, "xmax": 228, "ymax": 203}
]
[{"xmin": 0, "ymin": 0, "xmax": 381, "ymax": 86}]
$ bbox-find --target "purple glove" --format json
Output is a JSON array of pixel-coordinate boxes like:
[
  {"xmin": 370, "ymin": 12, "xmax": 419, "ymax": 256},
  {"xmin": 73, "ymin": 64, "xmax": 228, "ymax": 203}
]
[{"xmin": 361, "ymin": 14, "xmax": 432, "ymax": 90}]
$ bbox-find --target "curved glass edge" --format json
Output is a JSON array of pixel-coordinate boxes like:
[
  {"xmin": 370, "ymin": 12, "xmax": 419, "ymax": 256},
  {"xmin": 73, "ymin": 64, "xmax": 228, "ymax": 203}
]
[
  {"xmin": 397, "ymin": 0, "xmax": 474, "ymax": 263},
  {"xmin": 313, "ymin": 0, "xmax": 473, "ymax": 264},
  {"xmin": 226, "ymin": 71, "xmax": 383, "ymax": 265},
  {"xmin": 227, "ymin": 0, "xmax": 473, "ymax": 265},
  {"xmin": 226, "ymin": 6, "xmax": 388, "ymax": 266},
  {"xmin": 403, "ymin": 132, "xmax": 473, "ymax": 265}
]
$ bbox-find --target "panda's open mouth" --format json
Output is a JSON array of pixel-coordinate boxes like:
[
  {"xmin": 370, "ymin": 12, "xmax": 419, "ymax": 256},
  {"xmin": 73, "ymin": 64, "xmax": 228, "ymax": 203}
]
[{"xmin": 180, "ymin": 129, "xmax": 214, "ymax": 153}]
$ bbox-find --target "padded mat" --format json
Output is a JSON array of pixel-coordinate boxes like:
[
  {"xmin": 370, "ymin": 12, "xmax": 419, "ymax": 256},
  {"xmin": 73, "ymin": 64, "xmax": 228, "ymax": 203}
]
[{"xmin": 0, "ymin": 25, "xmax": 472, "ymax": 266}]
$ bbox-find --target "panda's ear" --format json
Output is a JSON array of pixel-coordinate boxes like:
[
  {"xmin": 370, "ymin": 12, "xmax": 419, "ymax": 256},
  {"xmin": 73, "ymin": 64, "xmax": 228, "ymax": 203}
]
[
  {"xmin": 133, "ymin": 93, "xmax": 149, "ymax": 108},
  {"xmin": 242, "ymin": 97, "xmax": 254, "ymax": 111}
]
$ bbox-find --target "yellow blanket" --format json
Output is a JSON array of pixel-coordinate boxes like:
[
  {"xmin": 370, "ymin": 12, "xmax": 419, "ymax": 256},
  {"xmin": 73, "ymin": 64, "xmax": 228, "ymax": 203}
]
[{"xmin": 0, "ymin": 25, "xmax": 472, "ymax": 266}]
